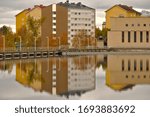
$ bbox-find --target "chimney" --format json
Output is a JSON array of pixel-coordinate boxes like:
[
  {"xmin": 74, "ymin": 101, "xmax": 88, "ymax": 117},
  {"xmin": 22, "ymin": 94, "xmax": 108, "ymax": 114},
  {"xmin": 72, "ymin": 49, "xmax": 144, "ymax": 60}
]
[
  {"xmin": 66, "ymin": 0, "xmax": 69, "ymax": 3},
  {"xmin": 129, "ymin": 6, "xmax": 133, "ymax": 9},
  {"xmin": 34, "ymin": 5, "xmax": 39, "ymax": 8}
]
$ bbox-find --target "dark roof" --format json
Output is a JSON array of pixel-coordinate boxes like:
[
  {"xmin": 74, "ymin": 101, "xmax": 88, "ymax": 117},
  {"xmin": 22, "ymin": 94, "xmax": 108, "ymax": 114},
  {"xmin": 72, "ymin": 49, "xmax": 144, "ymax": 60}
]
[
  {"xmin": 57, "ymin": 1, "xmax": 94, "ymax": 10},
  {"xmin": 118, "ymin": 4, "xmax": 141, "ymax": 15},
  {"xmin": 106, "ymin": 4, "xmax": 141, "ymax": 15}
]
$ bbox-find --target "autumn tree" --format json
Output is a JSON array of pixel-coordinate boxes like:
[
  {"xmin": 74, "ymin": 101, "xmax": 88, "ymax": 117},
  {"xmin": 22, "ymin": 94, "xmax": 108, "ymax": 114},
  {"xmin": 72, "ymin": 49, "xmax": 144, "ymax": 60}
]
[
  {"xmin": 17, "ymin": 16, "xmax": 44, "ymax": 47},
  {"xmin": 72, "ymin": 30, "xmax": 96, "ymax": 49},
  {"xmin": 0, "ymin": 25, "xmax": 15, "ymax": 48}
]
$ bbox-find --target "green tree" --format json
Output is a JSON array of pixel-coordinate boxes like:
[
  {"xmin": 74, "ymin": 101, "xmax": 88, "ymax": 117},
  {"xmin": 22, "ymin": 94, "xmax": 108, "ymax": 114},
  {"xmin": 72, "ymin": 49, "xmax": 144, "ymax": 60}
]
[{"xmin": 95, "ymin": 27, "xmax": 101, "ymax": 38}]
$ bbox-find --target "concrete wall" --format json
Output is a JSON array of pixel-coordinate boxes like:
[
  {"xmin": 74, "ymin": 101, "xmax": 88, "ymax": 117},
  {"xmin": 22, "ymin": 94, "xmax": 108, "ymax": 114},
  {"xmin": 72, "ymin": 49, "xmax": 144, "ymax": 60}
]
[{"xmin": 108, "ymin": 17, "xmax": 150, "ymax": 48}]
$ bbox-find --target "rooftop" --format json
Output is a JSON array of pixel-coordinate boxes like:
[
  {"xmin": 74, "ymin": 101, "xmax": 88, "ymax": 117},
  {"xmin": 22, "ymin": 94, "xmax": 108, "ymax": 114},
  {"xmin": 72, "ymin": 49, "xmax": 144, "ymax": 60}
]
[
  {"xmin": 57, "ymin": 0, "xmax": 94, "ymax": 10},
  {"xmin": 106, "ymin": 4, "xmax": 141, "ymax": 15}
]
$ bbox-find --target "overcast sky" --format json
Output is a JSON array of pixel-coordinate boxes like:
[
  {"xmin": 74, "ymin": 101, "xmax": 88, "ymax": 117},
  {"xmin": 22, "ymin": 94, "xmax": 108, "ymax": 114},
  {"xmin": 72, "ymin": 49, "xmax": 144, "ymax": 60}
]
[{"xmin": 0, "ymin": 0, "xmax": 150, "ymax": 32}]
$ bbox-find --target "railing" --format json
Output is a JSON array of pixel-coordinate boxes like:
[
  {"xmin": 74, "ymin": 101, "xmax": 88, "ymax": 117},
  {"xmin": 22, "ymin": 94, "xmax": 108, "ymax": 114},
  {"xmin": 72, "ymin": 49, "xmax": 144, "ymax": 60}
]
[
  {"xmin": 0, "ymin": 47, "xmax": 62, "ymax": 52},
  {"xmin": 0, "ymin": 46, "xmax": 107, "ymax": 53}
]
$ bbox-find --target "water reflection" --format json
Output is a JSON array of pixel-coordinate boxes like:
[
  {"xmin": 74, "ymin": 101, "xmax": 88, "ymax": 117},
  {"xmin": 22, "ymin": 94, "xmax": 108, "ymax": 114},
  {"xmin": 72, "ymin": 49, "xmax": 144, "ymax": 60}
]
[
  {"xmin": 16, "ymin": 56, "xmax": 96, "ymax": 98},
  {"xmin": 106, "ymin": 55, "xmax": 150, "ymax": 91},
  {"xmin": 0, "ymin": 54, "xmax": 150, "ymax": 99}
]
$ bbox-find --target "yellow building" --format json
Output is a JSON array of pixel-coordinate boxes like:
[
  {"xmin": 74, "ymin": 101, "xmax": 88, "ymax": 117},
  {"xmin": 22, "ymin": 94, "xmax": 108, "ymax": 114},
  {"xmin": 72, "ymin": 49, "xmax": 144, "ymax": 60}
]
[
  {"xmin": 105, "ymin": 4, "xmax": 141, "ymax": 29},
  {"xmin": 106, "ymin": 55, "xmax": 150, "ymax": 91},
  {"xmin": 16, "ymin": 9, "xmax": 30, "ymax": 33}
]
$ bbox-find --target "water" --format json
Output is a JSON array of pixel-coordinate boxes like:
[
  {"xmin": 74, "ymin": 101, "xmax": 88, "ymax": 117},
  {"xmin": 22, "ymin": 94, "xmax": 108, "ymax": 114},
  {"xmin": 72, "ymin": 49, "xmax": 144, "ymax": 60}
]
[{"xmin": 0, "ymin": 54, "xmax": 150, "ymax": 100}]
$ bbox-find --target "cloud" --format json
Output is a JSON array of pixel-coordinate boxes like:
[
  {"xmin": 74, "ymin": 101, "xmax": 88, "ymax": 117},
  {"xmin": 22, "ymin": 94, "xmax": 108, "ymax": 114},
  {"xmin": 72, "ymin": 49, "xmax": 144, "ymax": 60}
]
[{"xmin": 0, "ymin": 0, "xmax": 150, "ymax": 31}]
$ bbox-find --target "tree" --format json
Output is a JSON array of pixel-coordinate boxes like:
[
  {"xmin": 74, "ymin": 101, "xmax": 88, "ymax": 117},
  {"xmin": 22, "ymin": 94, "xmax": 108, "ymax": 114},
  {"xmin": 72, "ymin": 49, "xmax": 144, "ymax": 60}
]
[
  {"xmin": 17, "ymin": 16, "xmax": 44, "ymax": 47},
  {"xmin": 95, "ymin": 27, "xmax": 110, "ymax": 39},
  {"xmin": 0, "ymin": 25, "xmax": 12, "ymax": 35},
  {"xmin": 26, "ymin": 16, "xmax": 43, "ymax": 38},
  {"xmin": 17, "ymin": 25, "xmax": 33, "ymax": 47},
  {"xmin": 0, "ymin": 25, "xmax": 15, "ymax": 48},
  {"xmin": 95, "ymin": 27, "xmax": 101, "ymax": 39},
  {"xmin": 72, "ymin": 30, "xmax": 96, "ymax": 49}
]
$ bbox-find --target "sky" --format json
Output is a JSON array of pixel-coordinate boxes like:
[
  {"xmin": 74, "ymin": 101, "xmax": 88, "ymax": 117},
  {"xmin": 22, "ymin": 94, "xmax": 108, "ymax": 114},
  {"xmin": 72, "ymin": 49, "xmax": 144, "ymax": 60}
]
[{"xmin": 0, "ymin": 0, "xmax": 150, "ymax": 32}]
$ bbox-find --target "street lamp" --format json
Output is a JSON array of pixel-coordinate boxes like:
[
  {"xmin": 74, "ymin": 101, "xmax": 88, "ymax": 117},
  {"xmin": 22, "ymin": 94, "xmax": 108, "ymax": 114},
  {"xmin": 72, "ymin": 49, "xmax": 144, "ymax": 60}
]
[
  {"xmin": 46, "ymin": 37, "xmax": 49, "ymax": 51},
  {"xmin": 2, "ymin": 35, "xmax": 5, "ymax": 52},
  {"xmin": 34, "ymin": 37, "xmax": 37, "ymax": 51},
  {"xmin": 18, "ymin": 36, "xmax": 22, "ymax": 52},
  {"xmin": 58, "ymin": 37, "xmax": 61, "ymax": 50},
  {"xmin": 46, "ymin": 58, "xmax": 49, "ymax": 72}
]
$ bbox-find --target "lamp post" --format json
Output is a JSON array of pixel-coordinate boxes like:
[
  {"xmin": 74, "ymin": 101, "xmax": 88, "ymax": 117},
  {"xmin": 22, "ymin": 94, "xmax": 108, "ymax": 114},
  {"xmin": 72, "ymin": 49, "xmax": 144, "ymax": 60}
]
[
  {"xmin": 58, "ymin": 37, "xmax": 61, "ymax": 50},
  {"xmin": 2, "ymin": 35, "xmax": 5, "ymax": 52},
  {"xmin": 87, "ymin": 37, "xmax": 90, "ymax": 48},
  {"xmin": 46, "ymin": 37, "xmax": 49, "ymax": 51},
  {"xmin": 46, "ymin": 58, "xmax": 49, "ymax": 72},
  {"xmin": 34, "ymin": 37, "xmax": 37, "ymax": 51},
  {"xmin": 19, "ymin": 36, "xmax": 22, "ymax": 52},
  {"xmin": 79, "ymin": 37, "xmax": 81, "ymax": 49}
]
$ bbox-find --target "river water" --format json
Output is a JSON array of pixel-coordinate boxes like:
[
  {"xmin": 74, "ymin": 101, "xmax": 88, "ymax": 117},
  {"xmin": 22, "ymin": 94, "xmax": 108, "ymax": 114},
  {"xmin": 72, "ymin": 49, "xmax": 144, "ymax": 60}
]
[{"xmin": 0, "ymin": 54, "xmax": 150, "ymax": 100}]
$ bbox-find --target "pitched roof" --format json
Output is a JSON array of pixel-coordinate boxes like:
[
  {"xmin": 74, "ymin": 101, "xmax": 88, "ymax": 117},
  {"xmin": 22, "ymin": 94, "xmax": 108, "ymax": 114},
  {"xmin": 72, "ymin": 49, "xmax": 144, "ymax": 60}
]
[
  {"xmin": 26, "ymin": 5, "xmax": 46, "ymax": 14},
  {"xmin": 106, "ymin": 4, "xmax": 141, "ymax": 15},
  {"xmin": 15, "ymin": 9, "xmax": 30, "ymax": 16}
]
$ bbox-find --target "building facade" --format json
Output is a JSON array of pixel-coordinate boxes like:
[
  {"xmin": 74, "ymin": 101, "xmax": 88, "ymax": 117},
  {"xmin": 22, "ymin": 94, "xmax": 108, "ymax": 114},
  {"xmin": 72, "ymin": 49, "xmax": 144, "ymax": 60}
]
[
  {"xmin": 108, "ymin": 17, "xmax": 150, "ymax": 48},
  {"xmin": 106, "ymin": 55, "xmax": 150, "ymax": 91},
  {"xmin": 105, "ymin": 4, "xmax": 141, "ymax": 29},
  {"xmin": 16, "ymin": 1, "xmax": 95, "ymax": 48},
  {"xmin": 16, "ymin": 56, "xmax": 96, "ymax": 97},
  {"xmin": 16, "ymin": 9, "xmax": 30, "ymax": 33}
]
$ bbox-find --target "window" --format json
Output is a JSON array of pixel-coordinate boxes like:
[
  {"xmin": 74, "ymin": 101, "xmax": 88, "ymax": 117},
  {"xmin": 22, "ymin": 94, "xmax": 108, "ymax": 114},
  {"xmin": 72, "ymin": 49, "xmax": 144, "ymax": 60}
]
[
  {"xmin": 140, "ymin": 31, "xmax": 143, "ymax": 42},
  {"xmin": 146, "ymin": 60, "xmax": 149, "ymax": 71},
  {"xmin": 53, "ymin": 11, "xmax": 56, "ymax": 14},
  {"xmin": 132, "ymin": 24, "xmax": 134, "ymax": 27},
  {"xmin": 128, "ymin": 60, "xmax": 131, "ymax": 71},
  {"xmin": 140, "ymin": 60, "xmax": 143, "ymax": 71},
  {"xmin": 138, "ymin": 24, "xmax": 140, "ymax": 26},
  {"xmin": 146, "ymin": 31, "xmax": 149, "ymax": 42},
  {"xmin": 134, "ymin": 31, "xmax": 136, "ymax": 42},
  {"xmin": 125, "ymin": 24, "xmax": 128, "ymax": 27},
  {"xmin": 122, "ymin": 60, "xmax": 125, "ymax": 71},
  {"xmin": 128, "ymin": 31, "xmax": 130, "ymax": 42},
  {"xmin": 122, "ymin": 31, "xmax": 124, "ymax": 43},
  {"xmin": 144, "ymin": 24, "xmax": 146, "ymax": 27},
  {"xmin": 134, "ymin": 60, "xmax": 137, "ymax": 71}
]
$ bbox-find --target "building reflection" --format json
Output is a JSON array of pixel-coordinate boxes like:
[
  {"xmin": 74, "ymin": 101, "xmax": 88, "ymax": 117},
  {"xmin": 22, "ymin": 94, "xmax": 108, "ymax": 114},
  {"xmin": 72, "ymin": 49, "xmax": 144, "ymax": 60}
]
[
  {"xmin": 0, "ymin": 61, "xmax": 13, "ymax": 74},
  {"xmin": 106, "ymin": 55, "xmax": 150, "ymax": 91},
  {"xmin": 16, "ymin": 56, "xmax": 96, "ymax": 98}
]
